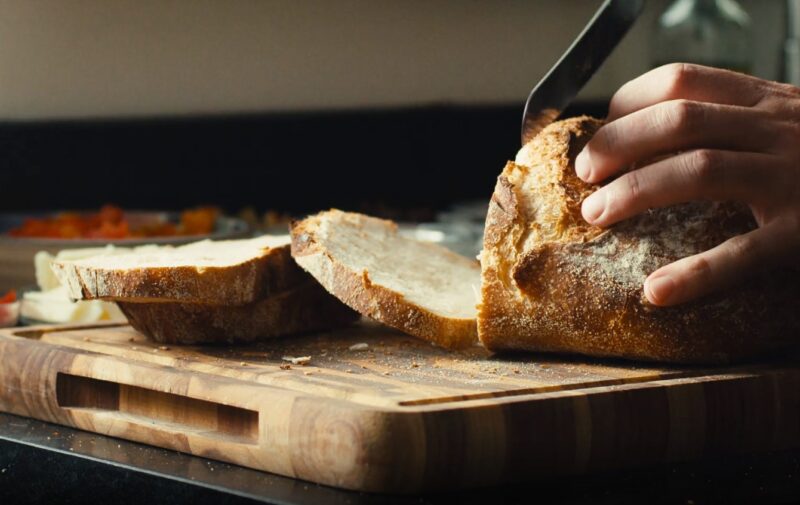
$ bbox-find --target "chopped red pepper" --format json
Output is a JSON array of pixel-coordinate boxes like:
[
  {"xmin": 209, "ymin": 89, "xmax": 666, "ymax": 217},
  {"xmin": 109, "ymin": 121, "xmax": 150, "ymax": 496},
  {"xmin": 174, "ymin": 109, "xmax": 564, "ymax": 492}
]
[
  {"xmin": 7, "ymin": 205, "xmax": 219, "ymax": 239},
  {"xmin": 0, "ymin": 289, "xmax": 17, "ymax": 304}
]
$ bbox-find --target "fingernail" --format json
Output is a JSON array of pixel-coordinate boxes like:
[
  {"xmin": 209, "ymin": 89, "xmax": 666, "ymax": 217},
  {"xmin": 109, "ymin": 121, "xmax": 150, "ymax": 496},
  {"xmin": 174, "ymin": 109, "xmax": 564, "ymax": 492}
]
[
  {"xmin": 645, "ymin": 275, "xmax": 675, "ymax": 305},
  {"xmin": 581, "ymin": 191, "xmax": 605, "ymax": 224},
  {"xmin": 575, "ymin": 149, "xmax": 591, "ymax": 181}
]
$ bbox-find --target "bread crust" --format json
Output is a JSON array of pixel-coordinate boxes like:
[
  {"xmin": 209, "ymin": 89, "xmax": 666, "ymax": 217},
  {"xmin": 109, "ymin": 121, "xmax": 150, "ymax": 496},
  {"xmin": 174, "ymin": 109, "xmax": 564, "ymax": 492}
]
[
  {"xmin": 52, "ymin": 243, "xmax": 308, "ymax": 305},
  {"xmin": 290, "ymin": 211, "xmax": 478, "ymax": 350},
  {"xmin": 478, "ymin": 116, "xmax": 800, "ymax": 364},
  {"xmin": 118, "ymin": 281, "xmax": 359, "ymax": 344}
]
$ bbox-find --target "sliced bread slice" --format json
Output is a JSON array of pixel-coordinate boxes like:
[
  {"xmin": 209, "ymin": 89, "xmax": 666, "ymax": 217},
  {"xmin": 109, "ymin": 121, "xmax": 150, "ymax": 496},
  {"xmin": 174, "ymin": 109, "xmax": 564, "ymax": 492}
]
[
  {"xmin": 52, "ymin": 235, "xmax": 308, "ymax": 305},
  {"xmin": 290, "ymin": 210, "xmax": 480, "ymax": 349},
  {"xmin": 118, "ymin": 281, "xmax": 359, "ymax": 344}
]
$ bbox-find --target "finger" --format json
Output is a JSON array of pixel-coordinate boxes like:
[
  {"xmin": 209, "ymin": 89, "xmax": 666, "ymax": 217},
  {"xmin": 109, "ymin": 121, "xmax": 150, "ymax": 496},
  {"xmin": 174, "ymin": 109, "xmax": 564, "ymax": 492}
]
[
  {"xmin": 608, "ymin": 63, "xmax": 768, "ymax": 121},
  {"xmin": 581, "ymin": 150, "xmax": 783, "ymax": 227},
  {"xmin": 575, "ymin": 100, "xmax": 781, "ymax": 183},
  {"xmin": 643, "ymin": 224, "xmax": 785, "ymax": 306}
]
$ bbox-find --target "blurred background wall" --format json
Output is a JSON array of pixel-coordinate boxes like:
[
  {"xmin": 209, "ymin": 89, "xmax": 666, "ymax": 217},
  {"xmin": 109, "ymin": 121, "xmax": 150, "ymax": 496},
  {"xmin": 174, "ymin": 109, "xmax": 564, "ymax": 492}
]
[
  {"xmin": 0, "ymin": 0, "xmax": 789, "ymax": 216},
  {"xmin": 0, "ymin": 0, "xmax": 786, "ymax": 120}
]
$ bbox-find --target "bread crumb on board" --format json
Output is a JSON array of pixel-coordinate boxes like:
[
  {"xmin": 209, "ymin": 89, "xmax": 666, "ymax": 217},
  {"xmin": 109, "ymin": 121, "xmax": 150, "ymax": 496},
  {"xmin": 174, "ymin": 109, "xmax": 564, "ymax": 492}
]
[{"xmin": 282, "ymin": 356, "xmax": 311, "ymax": 366}]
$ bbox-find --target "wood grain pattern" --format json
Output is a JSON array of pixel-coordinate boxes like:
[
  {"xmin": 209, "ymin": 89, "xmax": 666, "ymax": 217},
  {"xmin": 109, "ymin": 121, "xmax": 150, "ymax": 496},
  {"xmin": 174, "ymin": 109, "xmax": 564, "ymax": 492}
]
[{"xmin": 1, "ymin": 320, "xmax": 800, "ymax": 493}]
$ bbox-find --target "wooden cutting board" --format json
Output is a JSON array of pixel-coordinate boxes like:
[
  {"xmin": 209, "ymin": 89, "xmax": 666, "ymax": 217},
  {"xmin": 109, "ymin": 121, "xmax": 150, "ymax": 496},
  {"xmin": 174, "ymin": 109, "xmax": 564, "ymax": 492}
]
[{"xmin": 1, "ymin": 320, "xmax": 799, "ymax": 493}]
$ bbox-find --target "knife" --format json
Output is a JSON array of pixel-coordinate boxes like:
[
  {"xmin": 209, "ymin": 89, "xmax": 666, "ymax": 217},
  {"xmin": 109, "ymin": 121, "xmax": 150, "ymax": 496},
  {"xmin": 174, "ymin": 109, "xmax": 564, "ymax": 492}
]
[{"xmin": 521, "ymin": 0, "xmax": 644, "ymax": 145}]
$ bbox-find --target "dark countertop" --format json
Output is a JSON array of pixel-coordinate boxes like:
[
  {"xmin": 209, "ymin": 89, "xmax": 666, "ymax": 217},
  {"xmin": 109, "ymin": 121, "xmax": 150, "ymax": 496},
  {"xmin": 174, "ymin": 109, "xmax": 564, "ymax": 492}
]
[{"xmin": 2, "ymin": 412, "xmax": 800, "ymax": 505}]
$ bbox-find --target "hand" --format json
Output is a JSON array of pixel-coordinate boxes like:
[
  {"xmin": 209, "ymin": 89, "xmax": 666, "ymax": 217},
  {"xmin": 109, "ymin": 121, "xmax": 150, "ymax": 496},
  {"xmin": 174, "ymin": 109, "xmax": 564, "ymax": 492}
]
[{"xmin": 574, "ymin": 63, "xmax": 800, "ymax": 306}]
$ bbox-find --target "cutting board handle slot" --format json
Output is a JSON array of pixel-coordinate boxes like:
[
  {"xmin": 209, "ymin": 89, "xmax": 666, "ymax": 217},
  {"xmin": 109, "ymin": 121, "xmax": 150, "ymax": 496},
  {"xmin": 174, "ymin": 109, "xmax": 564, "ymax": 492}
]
[{"xmin": 56, "ymin": 373, "xmax": 259, "ymax": 444}]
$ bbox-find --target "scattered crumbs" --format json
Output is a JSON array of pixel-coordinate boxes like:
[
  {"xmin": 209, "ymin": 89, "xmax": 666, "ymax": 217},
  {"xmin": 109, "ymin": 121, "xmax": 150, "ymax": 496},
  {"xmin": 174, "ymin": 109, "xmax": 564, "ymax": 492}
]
[
  {"xmin": 282, "ymin": 356, "xmax": 311, "ymax": 366},
  {"xmin": 345, "ymin": 369, "xmax": 354, "ymax": 374},
  {"xmin": 158, "ymin": 346, "xmax": 170, "ymax": 351},
  {"xmin": 279, "ymin": 364, "xmax": 292, "ymax": 370},
  {"xmin": 349, "ymin": 343, "xmax": 369, "ymax": 351}
]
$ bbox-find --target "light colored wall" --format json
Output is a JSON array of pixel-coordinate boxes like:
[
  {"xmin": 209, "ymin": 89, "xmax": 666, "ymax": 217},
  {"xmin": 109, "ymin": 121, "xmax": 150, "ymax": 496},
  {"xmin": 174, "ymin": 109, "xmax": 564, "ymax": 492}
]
[{"xmin": 0, "ymin": 0, "xmax": 786, "ymax": 120}]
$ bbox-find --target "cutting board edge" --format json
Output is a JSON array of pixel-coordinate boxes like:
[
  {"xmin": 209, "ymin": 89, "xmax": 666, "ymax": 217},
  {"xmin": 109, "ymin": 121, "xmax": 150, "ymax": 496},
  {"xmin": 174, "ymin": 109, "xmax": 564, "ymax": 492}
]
[
  {"xmin": 4, "ymin": 323, "xmax": 800, "ymax": 493},
  {"xmin": 3, "ymin": 362, "xmax": 800, "ymax": 493}
]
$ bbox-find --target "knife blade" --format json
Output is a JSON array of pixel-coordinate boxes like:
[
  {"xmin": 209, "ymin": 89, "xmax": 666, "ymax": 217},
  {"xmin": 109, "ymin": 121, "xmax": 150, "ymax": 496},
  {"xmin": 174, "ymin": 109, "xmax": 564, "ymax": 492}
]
[{"xmin": 521, "ymin": 0, "xmax": 644, "ymax": 145}]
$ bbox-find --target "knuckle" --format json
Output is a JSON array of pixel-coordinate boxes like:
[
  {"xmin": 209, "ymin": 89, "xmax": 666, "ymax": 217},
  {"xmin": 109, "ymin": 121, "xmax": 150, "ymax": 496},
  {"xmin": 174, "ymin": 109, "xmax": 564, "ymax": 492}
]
[
  {"xmin": 757, "ymin": 119, "xmax": 800, "ymax": 154},
  {"xmin": 605, "ymin": 171, "xmax": 642, "ymax": 216},
  {"xmin": 756, "ymin": 93, "xmax": 784, "ymax": 113},
  {"xmin": 728, "ymin": 235, "xmax": 756, "ymax": 256},
  {"xmin": 772, "ymin": 82, "xmax": 800, "ymax": 100},
  {"xmin": 665, "ymin": 99, "xmax": 702, "ymax": 130},
  {"xmin": 685, "ymin": 255, "xmax": 714, "ymax": 284},
  {"xmin": 623, "ymin": 171, "xmax": 643, "ymax": 201},
  {"xmin": 779, "ymin": 120, "xmax": 800, "ymax": 147},
  {"xmin": 609, "ymin": 85, "xmax": 630, "ymax": 111},
  {"xmin": 756, "ymin": 82, "xmax": 800, "ymax": 114},
  {"xmin": 726, "ymin": 234, "xmax": 758, "ymax": 262},
  {"xmin": 662, "ymin": 63, "xmax": 698, "ymax": 97},
  {"xmin": 686, "ymin": 149, "xmax": 722, "ymax": 185},
  {"xmin": 592, "ymin": 124, "xmax": 620, "ymax": 155}
]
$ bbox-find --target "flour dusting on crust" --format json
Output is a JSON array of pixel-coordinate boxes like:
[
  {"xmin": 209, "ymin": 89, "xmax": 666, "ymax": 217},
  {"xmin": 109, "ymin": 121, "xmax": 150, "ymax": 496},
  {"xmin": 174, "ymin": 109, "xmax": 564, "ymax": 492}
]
[{"xmin": 478, "ymin": 116, "xmax": 800, "ymax": 364}]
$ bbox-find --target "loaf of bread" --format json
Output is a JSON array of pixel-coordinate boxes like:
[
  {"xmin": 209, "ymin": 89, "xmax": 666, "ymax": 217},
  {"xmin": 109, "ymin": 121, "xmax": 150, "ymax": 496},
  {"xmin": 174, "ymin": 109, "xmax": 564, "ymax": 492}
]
[
  {"xmin": 290, "ymin": 210, "xmax": 480, "ymax": 349},
  {"xmin": 52, "ymin": 235, "xmax": 357, "ymax": 344},
  {"xmin": 478, "ymin": 116, "xmax": 800, "ymax": 364}
]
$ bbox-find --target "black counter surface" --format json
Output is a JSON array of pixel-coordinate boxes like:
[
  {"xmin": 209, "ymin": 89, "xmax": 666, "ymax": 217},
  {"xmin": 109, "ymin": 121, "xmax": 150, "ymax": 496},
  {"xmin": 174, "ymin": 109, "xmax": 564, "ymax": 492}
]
[{"xmin": 2, "ymin": 412, "xmax": 800, "ymax": 505}]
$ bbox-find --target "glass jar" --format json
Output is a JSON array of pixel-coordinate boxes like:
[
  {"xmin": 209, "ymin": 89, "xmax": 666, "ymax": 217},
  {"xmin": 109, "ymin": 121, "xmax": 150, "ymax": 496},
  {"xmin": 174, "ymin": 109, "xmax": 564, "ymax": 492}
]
[{"xmin": 651, "ymin": 0, "xmax": 753, "ymax": 74}]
